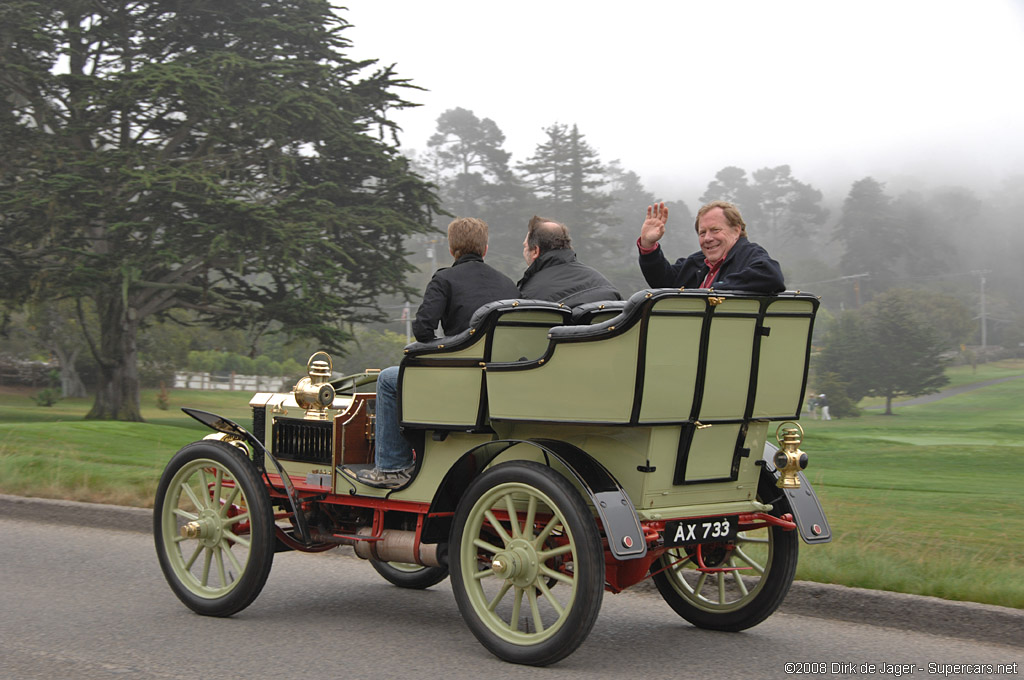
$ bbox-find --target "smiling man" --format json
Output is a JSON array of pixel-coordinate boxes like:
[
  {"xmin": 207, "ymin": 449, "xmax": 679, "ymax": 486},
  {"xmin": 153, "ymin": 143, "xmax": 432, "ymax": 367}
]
[{"xmin": 636, "ymin": 200, "xmax": 785, "ymax": 293}]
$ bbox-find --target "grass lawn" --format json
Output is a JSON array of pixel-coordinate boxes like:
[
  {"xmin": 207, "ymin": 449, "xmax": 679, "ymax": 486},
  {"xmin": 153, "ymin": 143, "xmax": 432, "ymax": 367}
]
[
  {"xmin": 856, "ymin": 357, "xmax": 1024, "ymax": 408},
  {"xmin": 1, "ymin": 361, "xmax": 1022, "ymax": 608},
  {"xmin": 942, "ymin": 358, "xmax": 1024, "ymax": 389},
  {"xmin": 0, "ymin": 387, "xmax": 254, "ymax": 507},
  {"xmin": 794, "ymin": 368, "xmax": 1024, "ymax": 608}
]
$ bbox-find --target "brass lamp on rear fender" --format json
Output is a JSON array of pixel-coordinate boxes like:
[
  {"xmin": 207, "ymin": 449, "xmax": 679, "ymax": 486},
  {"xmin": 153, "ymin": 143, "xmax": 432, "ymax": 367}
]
[{"xmin": 774, "ymin": 422, "xmax": 808, "ymax": 489}]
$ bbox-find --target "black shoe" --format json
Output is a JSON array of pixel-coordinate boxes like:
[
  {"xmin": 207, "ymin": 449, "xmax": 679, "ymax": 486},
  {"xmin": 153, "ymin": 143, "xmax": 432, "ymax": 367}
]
[{"xmin": 348, "ymin": 465, "xmax": 413, "ymax": 489}]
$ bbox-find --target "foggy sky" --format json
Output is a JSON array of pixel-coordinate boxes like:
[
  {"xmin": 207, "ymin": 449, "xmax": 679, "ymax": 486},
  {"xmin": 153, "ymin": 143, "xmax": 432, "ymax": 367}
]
[{"xmin": 344, "ymin": 0, "xmax": 1024, "ymax": 204}]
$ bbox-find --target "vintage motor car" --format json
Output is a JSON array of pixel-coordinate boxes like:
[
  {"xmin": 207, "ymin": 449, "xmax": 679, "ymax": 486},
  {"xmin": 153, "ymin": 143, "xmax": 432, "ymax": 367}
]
[{"xmin": 154, "ymin": 287, "xmax": 830, "ymax": 666}]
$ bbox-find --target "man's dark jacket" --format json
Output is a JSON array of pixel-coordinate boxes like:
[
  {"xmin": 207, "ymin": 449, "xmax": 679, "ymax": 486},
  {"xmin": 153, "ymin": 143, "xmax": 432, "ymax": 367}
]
[
  {"xmin": 413, "ymin": 254, "xmax": 519, "ymax": 342},
  {"xmin": 518, "ymin": 248, "xmax": 621, "ymax": 305},
  {"xmin": 638, "ymin": 237, "xmax": 785, "ymax": 293}
]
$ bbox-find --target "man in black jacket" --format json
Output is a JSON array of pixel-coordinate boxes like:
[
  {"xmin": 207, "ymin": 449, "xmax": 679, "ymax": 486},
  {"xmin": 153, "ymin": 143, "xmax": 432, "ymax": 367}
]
[
  {"xmin": 345, "ymin": 217, "xmax": 518, "ymax": 489},
  {"xmin": 637, "ymin": 201, "xmax": 784, "ymax": 293},
  {"xmin": 413, "ymin": 219, "xmax": 519, "ymax": 342},
  {"xmin": 518, "ymin": 216, "xmax": 621, "ymax": 305}
]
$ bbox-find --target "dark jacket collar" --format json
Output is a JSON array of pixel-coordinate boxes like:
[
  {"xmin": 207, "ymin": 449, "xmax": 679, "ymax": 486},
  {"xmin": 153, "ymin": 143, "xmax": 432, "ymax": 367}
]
[
  {"xmin": 452, "ymin": 253, "xmax": 485, "ymax": 267},
  {"xmin": 522, "ymin": 248, "xmax": 576, "ymax": 277}
]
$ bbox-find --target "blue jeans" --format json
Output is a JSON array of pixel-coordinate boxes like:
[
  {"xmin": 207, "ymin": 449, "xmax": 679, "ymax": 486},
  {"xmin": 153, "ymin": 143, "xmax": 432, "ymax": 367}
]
[{"xmin": 374, "ymin": 366, "xmax": 414, "ymax": 471}]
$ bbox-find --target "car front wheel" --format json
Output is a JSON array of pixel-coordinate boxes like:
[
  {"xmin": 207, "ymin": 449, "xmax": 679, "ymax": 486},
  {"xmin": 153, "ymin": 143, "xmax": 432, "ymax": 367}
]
[{"xmin": 154, "ymin": 440, "xmax": 275, "ymax": 617}]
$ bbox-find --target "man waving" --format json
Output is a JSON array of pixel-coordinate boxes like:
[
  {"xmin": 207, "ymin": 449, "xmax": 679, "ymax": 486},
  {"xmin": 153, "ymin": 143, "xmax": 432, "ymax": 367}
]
[{"xmin": 637, "ymin": 200, "xmax": 785, "ymax": 293}]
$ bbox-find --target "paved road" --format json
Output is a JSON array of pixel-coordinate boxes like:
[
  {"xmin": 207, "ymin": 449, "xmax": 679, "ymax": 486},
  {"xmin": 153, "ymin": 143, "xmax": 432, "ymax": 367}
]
[
  {"xmin": 862, "ymin": 374, "xmax": 1024, "ymax": 410},
  {"xmin": 1, "ymin": 505, "xmax": 1022, "ymax": 679}
]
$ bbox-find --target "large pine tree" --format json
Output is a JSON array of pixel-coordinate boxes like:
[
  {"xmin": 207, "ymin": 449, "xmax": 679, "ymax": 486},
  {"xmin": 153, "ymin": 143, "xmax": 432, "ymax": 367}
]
[
  {"xmin": 700, "ymin": 165, "xmax": 827, "ymax": 260},
  {"xmin": 0, "ymin": 1, "xmax": 439, "ymax": 420},
  {"xmin": 518, "ymin": 122, "xmax": 616, "ymax": 263},
  {"xmin": 865, "ymin": 290, "xmax": 950, "ymax": 414},
  {"xmin": 422, "ymin": 107, "xmax": 531, "ymax": 274},
  {"xmin": 426, "ymin": 107, "xmax": 514, "ymax": 216},
  {"xmin": 833, "ymin": 177, "xmax": 896, "ymax": 305}
]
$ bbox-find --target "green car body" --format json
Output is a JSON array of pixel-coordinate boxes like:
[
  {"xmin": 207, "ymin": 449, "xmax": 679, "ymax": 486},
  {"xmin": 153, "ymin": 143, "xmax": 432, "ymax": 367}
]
[{"xmin": 156, "ymin": 287, "xmax": 828, "ymax": 666}]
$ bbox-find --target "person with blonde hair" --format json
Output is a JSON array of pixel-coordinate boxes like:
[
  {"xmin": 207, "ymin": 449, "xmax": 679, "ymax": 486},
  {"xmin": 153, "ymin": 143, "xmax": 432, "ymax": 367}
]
[
  {"xmin": 637, "ymin": 200, "xmax": 784, "ymax": 293},
  {"xmin": 412, "ymin": 217, "xmax": 519, "ymax": 342},
  {"xmin": 345, "ymin": 217, "xmax": 518, "ymax": 489}
]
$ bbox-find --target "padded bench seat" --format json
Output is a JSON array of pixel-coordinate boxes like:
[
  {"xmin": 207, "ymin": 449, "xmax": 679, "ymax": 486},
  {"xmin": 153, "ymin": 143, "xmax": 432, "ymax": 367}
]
[
  {"xmin": 398, "ymin": 299, "xmax": 573, "ymax": 429},
  {"xmin": 570, "ymin": 299, "xmax": 627, "ymax": 324},
  {"xmin": 484, "ymin": 289, "xmax": 819, "ymax": 425}
]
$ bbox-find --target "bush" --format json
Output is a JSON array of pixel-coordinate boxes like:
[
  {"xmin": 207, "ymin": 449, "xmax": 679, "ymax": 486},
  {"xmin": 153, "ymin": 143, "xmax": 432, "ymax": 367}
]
[
  {"xmin": 185, "ymin": 350, "xmax": 296, "ymax": 377},
  {"xmin": 253, "ymin": 355, "xmax": 282, "ymax": 377},
  {"xmin": 222, "ymin": 353, "xmax": 255, "ymax": 375},
  {"xmin": 279, "ymin": 358, "xmax": 304, "ymax": 378},
  {"xmin": 186, "ymin": 349, "xmax": 220, "ymax": 373},
  {"xmin": 31, "ymin": 387, "xmax": 61, "ymax": 407},
  {"xmin": 813, "ymin": 372, "xmax": 860, "ymax": 419}
]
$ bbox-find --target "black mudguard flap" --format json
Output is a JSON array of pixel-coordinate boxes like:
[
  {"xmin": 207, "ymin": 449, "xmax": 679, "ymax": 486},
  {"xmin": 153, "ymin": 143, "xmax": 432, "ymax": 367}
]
[{"xmin": 762, "ymin": 443, "xmax": 832, "ymax": 544}]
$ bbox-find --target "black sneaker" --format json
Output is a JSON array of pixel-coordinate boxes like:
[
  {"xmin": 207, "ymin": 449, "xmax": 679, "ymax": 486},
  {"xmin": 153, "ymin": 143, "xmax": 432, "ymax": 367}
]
[{"xmin": 352, "ymin": 465, "xmax": 413, "ymax": 489}]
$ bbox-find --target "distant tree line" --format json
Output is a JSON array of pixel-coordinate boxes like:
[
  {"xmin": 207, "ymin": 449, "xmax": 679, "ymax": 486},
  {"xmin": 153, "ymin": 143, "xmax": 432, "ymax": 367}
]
[
  {"xmin": 403, "ymin": 108, "xmax": 1024, "ymax": 415},
  {"xmin": 2, "ymin": 3, "xmax": 1022, "ymax": 421}
]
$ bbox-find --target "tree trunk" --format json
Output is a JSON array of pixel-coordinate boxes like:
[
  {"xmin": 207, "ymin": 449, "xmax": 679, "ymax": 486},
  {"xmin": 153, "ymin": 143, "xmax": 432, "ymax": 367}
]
[
  {"xmin": 85, "ymin": 295, "xmax": 143, "ymax": 422},
  {"xmin": 884, "ymin": 395, "xmax": 893, "ymax": 416},
  {"xmin": 53, "ymin": 346, "xmax": 88, "ymax": 399}
]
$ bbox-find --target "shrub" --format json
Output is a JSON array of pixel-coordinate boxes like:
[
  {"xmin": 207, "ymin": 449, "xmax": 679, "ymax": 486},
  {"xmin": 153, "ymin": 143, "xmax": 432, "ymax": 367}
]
[
  {"xmin": 32, "ymin": 387, "xmax": 61, "ymax": 407},
  {"xmin": 813, "ymin": 372, "xmax": 860, "ymax": 419}
]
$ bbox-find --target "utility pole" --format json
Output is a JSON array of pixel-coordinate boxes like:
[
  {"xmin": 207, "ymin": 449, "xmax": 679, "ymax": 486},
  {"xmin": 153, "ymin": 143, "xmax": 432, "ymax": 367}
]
[
  {"xmin": 973, "ymin": 270, "xmax": 991, "ymax": 350},
  {"xmin": 403, "ymin": 302, "xmax": 411, "ymax": 344},
  {"xmin": 840, "ymin": 272, "xmax": 870, "ymax": 307},
  {"xmin": 426, "ymin": 238, "xmax": 438, "ymax": 272}
]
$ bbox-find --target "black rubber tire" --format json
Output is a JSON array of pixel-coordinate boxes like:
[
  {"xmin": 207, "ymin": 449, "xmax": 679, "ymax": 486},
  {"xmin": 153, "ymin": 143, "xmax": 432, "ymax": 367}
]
[
  {"xmin": 652, "ymin": 467, "xmax": 798, "ymax": 631},
  {"xmin": 449, "ymin": 460, "xmax": 604, "ymax": 666},
  {"xmin": 369, "ymin": 559, "xmax": 449, "ymax": 589},
  {"xmin": 154, "ymin": 440, "xmax": 275, "ymax": 617}
]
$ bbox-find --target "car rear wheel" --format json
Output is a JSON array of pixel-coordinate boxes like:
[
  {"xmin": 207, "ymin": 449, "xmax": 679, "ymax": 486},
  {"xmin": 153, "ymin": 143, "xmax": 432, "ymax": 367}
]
[
  {"xmin": 449, "ymin": 460, "xmax": 604, "ymax": 666},
  {"xmin": 652, "ymin": 468, "xmax": 798, "ymax": 631}
]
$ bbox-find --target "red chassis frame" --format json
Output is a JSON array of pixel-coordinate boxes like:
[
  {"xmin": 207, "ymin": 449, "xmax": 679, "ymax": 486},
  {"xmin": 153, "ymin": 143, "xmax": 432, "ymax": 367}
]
[{"xmin": 254, "ymin": 471, "xmax": 796, "ymax": 593}]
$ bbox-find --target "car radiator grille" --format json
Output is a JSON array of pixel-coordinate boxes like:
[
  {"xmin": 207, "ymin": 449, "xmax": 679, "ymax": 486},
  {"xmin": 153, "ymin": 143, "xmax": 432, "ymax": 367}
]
[{"xmin": 272, "ymin": 417, "xmax": 332, "ymax": 465}]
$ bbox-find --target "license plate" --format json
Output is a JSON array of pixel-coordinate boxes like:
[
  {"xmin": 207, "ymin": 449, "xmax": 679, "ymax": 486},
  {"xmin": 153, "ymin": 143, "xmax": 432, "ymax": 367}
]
[{"xmin": 663, "ymin": 515, "xmax": 739, "ymax": 547}]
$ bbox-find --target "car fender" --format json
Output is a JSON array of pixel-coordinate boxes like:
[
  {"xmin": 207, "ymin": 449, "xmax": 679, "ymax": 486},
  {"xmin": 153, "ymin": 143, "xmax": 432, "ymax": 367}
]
[
  {"xmin": 181, "ymin": 407, "xmax": 311, "ymax": 545},
  {"xmin": 424, "ymin": 438, "xmax": 647, "ymax": 560},
  {"xmin": 762, "ymin": 442, "xmax": 832, "ymax": 544}
]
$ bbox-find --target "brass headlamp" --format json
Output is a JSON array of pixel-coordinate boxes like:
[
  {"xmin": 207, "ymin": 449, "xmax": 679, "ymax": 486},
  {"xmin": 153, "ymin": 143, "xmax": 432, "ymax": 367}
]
[
  {"xmin": 773, "ymin": 421, "xmax": 808, "ymax": 489},
  {"xmin": 293, "ymin": 351, "xmax": 336, "ymax": 420}
]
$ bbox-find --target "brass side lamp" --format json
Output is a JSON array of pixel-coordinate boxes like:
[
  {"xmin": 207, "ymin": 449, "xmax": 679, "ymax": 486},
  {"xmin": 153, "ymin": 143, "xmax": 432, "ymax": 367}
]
[
  {"xmin": 773, "ymin": 421, "xmax": 808, "ymax": 489},
  {"xmin": 293, "ymin": 351, "xmax": 336, "ymax": 420}
]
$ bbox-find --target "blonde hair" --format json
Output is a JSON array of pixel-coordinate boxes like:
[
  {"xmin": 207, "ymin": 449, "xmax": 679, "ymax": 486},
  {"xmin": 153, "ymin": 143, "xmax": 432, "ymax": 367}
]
[
  {"xmin": 695, "ymin": 201, "xmax": 748, "ymax": 238},
  {"xmin": 447, "ymin": 217, "xmax": 489, "ymax": 259}
]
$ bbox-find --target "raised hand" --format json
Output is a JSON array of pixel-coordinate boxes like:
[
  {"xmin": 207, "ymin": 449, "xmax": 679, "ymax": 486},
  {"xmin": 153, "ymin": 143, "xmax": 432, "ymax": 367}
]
[{"xmin": 639, "ymin": 202, "xmax": 668, "ymax": 249}]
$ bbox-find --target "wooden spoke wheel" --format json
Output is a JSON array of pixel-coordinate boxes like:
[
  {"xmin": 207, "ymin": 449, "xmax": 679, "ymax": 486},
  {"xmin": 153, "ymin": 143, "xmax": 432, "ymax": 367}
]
[
  {"xmin": 449, "ymin": 461, "xmax": 604, "ymax": 666},
  {"xmin": 154, "ymin": 441, "xmax": 274, "ymax": 617},
  {"xmin": 652, "ymin": 469, "xmax": 798, "ymax": 631}
]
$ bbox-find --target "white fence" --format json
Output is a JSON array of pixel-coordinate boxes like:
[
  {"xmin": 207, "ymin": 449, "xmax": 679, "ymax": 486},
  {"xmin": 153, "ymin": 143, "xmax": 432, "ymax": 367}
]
[{"xmin": 174, "ymin": 372, "xmax": 290, "ymax": 392}]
